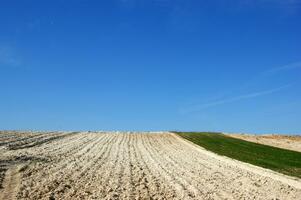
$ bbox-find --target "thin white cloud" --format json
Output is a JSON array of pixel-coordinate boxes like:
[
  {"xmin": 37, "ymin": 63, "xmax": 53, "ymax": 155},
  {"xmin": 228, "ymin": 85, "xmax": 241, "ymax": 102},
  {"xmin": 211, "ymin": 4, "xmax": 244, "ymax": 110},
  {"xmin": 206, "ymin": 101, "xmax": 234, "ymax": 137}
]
[
  {"xmin": 0, "ymin": 45, "xmax": 21, "ymax": 67},
  {"xmin": 263, "ymin": 61, "xmax": 301, "ymax": 75},
  {"xmin": 237, "ymin": 61, "xmax": 301, "ymax": 90},
  {"xmin": 180, "ymin": 84, "xmax": 292, "ymax": 113}
]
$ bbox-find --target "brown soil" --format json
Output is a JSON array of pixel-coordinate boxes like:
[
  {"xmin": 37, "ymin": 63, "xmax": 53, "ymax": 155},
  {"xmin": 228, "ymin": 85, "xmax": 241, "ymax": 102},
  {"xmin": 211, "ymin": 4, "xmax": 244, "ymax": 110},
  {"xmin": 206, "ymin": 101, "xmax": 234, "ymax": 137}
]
[{"xmin": 227, "ymin": 133, "xmax": 301, "ymax": 152}]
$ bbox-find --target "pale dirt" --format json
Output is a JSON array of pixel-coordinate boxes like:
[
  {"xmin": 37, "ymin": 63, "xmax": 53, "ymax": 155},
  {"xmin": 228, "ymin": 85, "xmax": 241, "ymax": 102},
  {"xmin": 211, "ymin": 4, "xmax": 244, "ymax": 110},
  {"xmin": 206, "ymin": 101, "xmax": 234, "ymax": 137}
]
[
  {"xmin": 0, "ymin": 164, "xmax": 24, "ymax": 200},
  {"xmin": 227, "ymin": 133, "xmax": 301, "ymax": 152},
  {"xmin": 0, "ymin": 131, "xmax": 301, "ymax": 200}
]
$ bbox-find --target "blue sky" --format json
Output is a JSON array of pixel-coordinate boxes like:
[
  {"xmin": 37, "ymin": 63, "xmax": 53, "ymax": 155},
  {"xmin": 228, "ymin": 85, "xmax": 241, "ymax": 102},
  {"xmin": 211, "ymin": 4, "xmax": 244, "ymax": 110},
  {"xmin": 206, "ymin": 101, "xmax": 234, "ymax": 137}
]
[{"xmin": 0, "ymin": 0, "xmax": 301, "ymax": 133}]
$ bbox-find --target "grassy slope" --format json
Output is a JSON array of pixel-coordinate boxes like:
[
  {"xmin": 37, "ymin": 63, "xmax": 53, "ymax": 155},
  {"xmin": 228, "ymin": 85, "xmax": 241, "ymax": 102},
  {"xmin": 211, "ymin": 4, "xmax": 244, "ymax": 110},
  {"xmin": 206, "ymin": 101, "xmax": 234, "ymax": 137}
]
[{"xmin": 175, "ymin": 132, "xmax": 301, "ymax": 178}]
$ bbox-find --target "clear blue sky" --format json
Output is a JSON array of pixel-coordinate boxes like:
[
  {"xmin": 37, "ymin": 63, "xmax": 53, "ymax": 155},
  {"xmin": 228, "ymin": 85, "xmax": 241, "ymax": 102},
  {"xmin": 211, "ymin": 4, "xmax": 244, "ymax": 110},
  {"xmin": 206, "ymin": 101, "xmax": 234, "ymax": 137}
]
[{"xmin": 1, "ymin": 0, "xmax": 300, "ymax": 133}]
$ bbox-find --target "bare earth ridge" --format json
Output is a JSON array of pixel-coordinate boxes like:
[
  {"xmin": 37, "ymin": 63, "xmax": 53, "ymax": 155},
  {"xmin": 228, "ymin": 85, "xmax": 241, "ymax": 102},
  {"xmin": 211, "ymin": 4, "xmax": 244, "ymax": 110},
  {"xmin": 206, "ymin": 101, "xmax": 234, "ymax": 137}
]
[
  {"xmin": 227, "ymin": 133, "xmax": 301, "ymax": 153},
  {"xmin": 0, "ymin": 131, "xmax": 301, "ymax": 200}
]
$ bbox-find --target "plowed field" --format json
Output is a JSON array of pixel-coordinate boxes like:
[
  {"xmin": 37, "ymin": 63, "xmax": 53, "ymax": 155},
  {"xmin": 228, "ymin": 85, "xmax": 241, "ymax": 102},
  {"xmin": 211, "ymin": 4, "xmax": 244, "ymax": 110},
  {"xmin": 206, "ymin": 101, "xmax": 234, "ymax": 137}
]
[{"xmin": 0, "ymin": 131, "xmax": 300, "ymax": 200}]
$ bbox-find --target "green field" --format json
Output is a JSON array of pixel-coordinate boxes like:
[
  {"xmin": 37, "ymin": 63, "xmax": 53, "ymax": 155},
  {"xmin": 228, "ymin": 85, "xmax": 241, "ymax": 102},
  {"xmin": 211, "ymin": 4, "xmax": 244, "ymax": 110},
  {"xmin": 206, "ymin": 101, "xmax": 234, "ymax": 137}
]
[{"xmin": 175, "ymin": 132, "xmax": 301, "ymax": 178}]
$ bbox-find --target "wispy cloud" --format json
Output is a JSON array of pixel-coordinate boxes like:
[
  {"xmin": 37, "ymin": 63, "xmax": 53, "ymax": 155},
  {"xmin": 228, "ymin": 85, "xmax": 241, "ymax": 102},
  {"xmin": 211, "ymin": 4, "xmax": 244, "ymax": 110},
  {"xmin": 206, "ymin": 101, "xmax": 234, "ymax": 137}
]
[
  {"xmin": 0, "ymin": 45, "xmax": 21, "ymax": 67},
  {"xmin": 263, "ymin": 61, "xmax": 301, "ymax": 75},
  {"xmin": 180, "ymin": 84, "xmax": 292, "ymax": 113},
  {"xmin": 231, "ymin": 61, "xmax": 301, "ymax": 92}
]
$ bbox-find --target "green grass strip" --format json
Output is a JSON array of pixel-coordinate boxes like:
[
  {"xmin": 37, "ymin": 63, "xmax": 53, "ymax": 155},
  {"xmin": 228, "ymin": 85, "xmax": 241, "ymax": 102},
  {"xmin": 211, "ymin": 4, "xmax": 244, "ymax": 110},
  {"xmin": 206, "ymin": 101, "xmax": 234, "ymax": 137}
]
[{"xmin": 174, "ymin": 132, "xmax": 301, "ymax": 178}]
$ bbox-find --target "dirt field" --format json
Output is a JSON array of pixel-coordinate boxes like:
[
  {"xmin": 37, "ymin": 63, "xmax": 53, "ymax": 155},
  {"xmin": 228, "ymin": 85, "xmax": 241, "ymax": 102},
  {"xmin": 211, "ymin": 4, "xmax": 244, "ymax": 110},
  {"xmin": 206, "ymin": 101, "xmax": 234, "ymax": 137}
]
[
  {"xmin": 227, "ymin": 133, "xmax": 301, "ymax": 153},
  {"xmin": 0, "ymin": 131, "xmax": 301, "ymax": 200}
]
